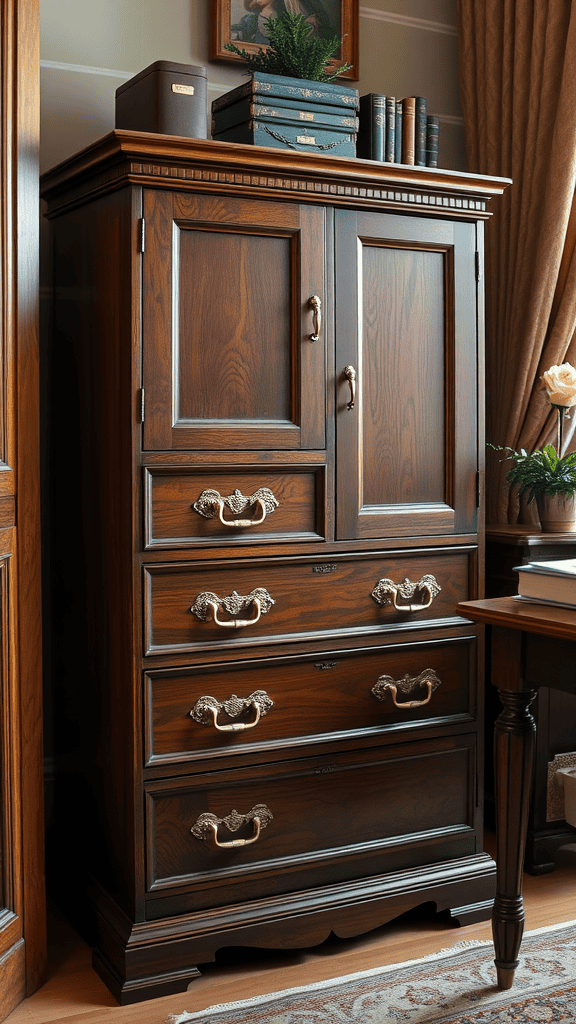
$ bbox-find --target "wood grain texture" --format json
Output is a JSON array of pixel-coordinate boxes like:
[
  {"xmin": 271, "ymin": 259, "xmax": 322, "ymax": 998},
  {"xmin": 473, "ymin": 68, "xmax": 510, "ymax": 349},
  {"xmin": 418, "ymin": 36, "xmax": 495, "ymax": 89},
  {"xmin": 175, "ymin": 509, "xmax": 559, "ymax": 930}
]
[
  {"xmin": 459, "ymin": 596, "xmax": 576, "ymax": 641},
  {"xmin": 144, "ymin": 634, "xmax": 477, "ymax": 767},
  {"xmin": 144, "ymin": 548, "xmax": 473, "ymax": 654},
  {"xmin": 0, "ymin": 1, "xmax": 45, "ymax": 1017}
]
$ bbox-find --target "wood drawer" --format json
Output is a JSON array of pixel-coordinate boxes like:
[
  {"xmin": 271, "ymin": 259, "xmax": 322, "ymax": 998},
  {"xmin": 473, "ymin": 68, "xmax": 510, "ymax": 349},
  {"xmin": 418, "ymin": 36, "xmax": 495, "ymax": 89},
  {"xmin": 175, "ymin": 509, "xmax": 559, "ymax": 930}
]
[
  {"xmin": 144, "ymin": 465, "xmax": 326, "ymax": 549},
  {"xmin": 143, "ymin": 548, "xmax": 475, "ymax": 655},
  {"xmin": 144, "ymin": 634, "xmax": 477, "ymax": 767},
  {"xmin": 145, "ymin": 735, "xmax": 477, "ymax": 901}
]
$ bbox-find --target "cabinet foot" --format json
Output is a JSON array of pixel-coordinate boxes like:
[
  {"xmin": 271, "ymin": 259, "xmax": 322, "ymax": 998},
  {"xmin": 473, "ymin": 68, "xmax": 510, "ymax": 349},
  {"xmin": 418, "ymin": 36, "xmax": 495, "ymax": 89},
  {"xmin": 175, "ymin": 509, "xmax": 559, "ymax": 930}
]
[
  {"xmin": 92, "ymin": 951, "xmax": 202, "ymax": 1006},
  {"xmin": 445, "ymin": 898, "xmax": 494, "ymax": 926}
]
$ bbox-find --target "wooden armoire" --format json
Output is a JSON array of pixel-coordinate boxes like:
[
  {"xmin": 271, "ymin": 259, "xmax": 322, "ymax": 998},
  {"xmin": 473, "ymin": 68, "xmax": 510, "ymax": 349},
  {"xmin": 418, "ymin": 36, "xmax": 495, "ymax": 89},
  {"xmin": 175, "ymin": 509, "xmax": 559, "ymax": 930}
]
[{"xmin": 41, "ymin": 134, "xmax": 508, "ymax": 1005}]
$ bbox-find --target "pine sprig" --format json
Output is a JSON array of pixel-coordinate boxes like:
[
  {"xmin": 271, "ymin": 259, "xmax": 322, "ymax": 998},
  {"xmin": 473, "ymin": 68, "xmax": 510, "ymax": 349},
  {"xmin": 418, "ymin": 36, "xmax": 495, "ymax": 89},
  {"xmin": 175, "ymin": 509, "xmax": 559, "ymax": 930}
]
[
  {"xmin": 489, "ymin": 443, "xmax": 576, "ymax": 504},
  {"xmin": 224, "ymin": 12, "xmax": 352, "ymax": 82}
]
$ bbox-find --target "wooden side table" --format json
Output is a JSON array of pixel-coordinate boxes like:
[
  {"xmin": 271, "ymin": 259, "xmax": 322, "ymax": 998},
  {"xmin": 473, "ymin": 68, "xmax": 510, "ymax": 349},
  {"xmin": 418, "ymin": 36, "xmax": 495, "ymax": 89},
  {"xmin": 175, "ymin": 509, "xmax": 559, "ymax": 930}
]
[
  {"xmin": 458, "ymin": 597, "xmax": 576, "ymax": 989},
  {"xmin": 485, "ymin": 525, "xmax": 576, "ymax": 872}
]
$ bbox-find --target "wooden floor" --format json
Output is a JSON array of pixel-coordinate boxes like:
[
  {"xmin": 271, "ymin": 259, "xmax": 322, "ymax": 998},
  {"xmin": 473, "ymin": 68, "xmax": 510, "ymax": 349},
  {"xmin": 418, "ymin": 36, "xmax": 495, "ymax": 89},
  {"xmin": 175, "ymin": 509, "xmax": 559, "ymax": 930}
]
[{"xmin": 7, "ymin": 835, "xmax": 576, "ymax": 1024}]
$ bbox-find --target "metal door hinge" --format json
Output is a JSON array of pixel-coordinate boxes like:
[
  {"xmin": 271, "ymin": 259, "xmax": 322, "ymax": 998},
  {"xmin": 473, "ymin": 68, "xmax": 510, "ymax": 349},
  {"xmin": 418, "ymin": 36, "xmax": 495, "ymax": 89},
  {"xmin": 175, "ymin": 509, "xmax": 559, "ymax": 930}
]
[
  {"xmin": 138, "ymin": 387, "xmax": 145, "ymax": 423},
  {"xmin": 138, "ymin": 218, "xmax": 145, "ymax": 253}
]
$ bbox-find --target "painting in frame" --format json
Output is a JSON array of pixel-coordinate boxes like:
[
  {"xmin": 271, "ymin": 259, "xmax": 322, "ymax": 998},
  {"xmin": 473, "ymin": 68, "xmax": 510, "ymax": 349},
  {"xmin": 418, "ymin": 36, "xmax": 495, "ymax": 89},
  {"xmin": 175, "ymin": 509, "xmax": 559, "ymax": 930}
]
[{"xmin": 210, "ymin": 0, "xmax": 359, "ymax": 81}]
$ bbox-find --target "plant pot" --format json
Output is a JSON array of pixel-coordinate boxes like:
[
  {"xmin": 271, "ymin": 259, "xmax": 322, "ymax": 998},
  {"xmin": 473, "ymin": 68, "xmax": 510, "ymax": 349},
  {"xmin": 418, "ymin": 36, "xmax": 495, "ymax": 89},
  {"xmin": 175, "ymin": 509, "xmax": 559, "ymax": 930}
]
[{"xmin": 536, "ymin": 492, "xmax": 576, "ymax": 533}]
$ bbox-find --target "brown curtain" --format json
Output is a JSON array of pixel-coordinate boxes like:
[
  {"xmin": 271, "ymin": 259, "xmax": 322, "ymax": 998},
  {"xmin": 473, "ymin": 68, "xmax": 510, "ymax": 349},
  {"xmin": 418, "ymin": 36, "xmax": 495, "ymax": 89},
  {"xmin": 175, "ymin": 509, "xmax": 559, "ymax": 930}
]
[{"xmin": 457, "ymin": 0, "xmax": 576, "ymax": 523}]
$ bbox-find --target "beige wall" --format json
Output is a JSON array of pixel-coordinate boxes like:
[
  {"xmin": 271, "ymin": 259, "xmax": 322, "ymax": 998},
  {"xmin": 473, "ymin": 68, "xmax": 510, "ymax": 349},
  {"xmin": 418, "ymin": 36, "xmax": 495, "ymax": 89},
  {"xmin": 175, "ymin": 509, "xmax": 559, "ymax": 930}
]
[{"xmin": 40, "ymin": 0, "xmax": 465, "ymax": 173}]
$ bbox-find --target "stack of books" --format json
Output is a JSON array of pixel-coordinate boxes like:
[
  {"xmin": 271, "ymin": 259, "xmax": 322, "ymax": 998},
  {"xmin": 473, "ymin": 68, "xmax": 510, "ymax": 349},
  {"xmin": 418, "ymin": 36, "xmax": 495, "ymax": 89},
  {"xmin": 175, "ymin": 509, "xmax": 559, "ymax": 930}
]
[
  {"xmin": 514, "ymin": 558, "xmax": 576, "ymax": 608},
  {"xmin": 356, "ymin": 93, "xmax": 439, "ymax": 167}
]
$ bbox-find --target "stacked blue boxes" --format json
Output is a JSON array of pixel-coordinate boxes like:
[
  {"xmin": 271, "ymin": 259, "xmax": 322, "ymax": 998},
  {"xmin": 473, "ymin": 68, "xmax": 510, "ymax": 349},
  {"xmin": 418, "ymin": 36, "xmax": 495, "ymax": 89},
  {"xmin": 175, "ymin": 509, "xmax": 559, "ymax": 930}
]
[{"xmin": 212, "ymin": 73, "xmax": 359, "ymax": 157}]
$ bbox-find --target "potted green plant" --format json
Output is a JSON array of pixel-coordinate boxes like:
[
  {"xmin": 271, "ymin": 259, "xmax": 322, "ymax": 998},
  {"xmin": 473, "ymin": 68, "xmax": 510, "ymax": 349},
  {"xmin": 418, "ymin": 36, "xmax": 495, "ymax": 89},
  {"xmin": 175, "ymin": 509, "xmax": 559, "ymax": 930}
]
[
  {"xmin": 212, "ymin": 12, "xmax": 358, "ymax": 155},
  {"xmin": 224, "ymin": 10, "xmax": 351, "ymax": 81},
  {"xmin": 490, "ymin": 362, "xmax": 576, "ymax": 531}
]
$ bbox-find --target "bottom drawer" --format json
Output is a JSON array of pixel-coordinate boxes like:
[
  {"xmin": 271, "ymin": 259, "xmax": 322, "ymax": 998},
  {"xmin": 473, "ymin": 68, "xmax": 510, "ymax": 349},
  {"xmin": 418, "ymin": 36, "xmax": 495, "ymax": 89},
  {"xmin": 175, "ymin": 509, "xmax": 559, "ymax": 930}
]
[{"xmin": 146, "ymin": 733, "xmax": 478, "ymax": 909}]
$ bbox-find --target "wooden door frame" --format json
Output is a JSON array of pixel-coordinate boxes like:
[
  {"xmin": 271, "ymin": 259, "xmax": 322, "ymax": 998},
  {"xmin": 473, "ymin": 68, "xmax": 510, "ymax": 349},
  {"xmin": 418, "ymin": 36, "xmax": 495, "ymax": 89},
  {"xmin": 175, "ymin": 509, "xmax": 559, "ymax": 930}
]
[{"xmin": 0, "ymin": 0, "xmax": 45, "ymax": 1017}]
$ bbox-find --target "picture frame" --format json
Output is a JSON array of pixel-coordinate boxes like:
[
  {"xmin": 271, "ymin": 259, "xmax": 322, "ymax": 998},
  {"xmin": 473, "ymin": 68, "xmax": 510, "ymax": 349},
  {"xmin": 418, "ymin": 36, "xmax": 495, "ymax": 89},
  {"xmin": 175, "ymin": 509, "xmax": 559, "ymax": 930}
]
[{"xmin": 210, "ymin": 0, "xmax": 359, "ymax": 81}]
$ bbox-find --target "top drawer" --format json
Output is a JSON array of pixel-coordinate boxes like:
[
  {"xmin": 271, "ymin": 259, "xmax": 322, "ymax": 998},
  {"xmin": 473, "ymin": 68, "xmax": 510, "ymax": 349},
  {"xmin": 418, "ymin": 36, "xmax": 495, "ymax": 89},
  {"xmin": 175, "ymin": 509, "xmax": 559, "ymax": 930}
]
[
  {"xmin": 144, "ymin": 465, "xmax": 326, "ymax": 549},
  {"xmin": 144, "ymin": 547, "xmax": 476, "ymax": 656}
]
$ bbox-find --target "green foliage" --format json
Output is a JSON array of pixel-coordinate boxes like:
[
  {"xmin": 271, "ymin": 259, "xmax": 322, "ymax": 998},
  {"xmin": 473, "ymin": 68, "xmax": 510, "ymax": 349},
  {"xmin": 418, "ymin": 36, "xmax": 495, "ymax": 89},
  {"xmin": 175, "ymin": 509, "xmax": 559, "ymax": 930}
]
[
  {"xmin": 489, "ymin": 443, "xmax": 576, "ymax": 504},
  {"xmin": 224, "ymin": 11, "xmax": 352, "ymax": 82}
]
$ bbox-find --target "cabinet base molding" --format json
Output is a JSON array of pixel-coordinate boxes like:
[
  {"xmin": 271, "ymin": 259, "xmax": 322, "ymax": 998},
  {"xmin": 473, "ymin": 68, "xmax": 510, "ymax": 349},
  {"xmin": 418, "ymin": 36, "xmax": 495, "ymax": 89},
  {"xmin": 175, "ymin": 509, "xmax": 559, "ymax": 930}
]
[{"xmin": 88, "ymin": 854, "xmax": 496, "ymax": 1005}]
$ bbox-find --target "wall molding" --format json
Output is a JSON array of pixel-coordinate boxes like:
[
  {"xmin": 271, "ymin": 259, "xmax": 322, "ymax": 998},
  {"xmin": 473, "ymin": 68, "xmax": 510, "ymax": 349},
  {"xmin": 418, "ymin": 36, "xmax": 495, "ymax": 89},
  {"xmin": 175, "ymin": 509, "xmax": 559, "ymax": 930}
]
[
  {"xmin": 359, "ymin": 8, "xmax": 457, "ymax": 36},
  {"xmin": 40, "ymin": 58, "xmax": 133, "ymax": 79}
]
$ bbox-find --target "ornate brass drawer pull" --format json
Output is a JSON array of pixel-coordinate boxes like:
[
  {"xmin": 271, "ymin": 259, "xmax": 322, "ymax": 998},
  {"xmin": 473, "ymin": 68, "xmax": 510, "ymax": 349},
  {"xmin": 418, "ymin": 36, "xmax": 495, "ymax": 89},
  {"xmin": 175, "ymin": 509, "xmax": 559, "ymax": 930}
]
[
  {"xmin": 192, "ymin": 487, "xmax": 279, "ymax": 528},
  {"xmin": 191, "ymin": 804, "xmax": 273, "ymax": 849},
  {"xmin": 343, "ymin": 365, "xmax": 356, "ymax": 409},
  {"xmin": 190, "ymin": 690, "xmax": 274, "ymax": 731},
  {"xmin": 309, "ymin": 294, "xmax": 322, "ymax": 342},
  {"xmin": 372, "ymin": 668, "xmax": 441, "ymax": 709},
  {"xmin": 371, "ymin": 573, "xmax": 441, "ymax": 612},
  {"xmin": 191, "ymin": 588, "xmax": 275, "ymax": 629}
]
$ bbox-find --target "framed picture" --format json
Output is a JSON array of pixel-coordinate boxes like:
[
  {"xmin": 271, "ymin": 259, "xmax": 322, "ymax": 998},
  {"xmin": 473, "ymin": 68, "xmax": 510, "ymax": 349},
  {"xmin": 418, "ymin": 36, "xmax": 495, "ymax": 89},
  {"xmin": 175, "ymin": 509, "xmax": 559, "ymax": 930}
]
[{"xmin": 210, "ymin": 0, "xmax": 359, "ymax": 81}]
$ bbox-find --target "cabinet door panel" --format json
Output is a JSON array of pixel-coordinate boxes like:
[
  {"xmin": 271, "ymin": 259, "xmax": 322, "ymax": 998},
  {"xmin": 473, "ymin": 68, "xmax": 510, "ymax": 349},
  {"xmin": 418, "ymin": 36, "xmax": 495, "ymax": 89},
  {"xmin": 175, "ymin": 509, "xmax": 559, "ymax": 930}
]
[
  {"xmin": 143, "ymin": 191, "xmax": 326, "ymax": 451},
  {"xmin": 335, "ymin": 212, "xmax": 478, "ymax": 540}
]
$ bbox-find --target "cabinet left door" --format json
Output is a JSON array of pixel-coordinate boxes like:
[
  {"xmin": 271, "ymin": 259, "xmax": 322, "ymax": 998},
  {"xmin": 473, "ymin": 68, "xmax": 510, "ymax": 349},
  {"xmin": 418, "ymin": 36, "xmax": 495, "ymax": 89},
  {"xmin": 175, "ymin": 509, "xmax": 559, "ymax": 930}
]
[{"xmin": 142, "ymin": 190, "xmax": 327, "ymax": 452}]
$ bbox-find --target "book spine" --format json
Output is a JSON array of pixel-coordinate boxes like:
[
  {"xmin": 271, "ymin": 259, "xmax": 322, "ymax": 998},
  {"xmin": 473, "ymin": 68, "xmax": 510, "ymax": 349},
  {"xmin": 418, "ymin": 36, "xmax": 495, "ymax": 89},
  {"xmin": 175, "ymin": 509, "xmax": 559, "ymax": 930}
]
[
  {"xmin": 358, "ymin": 93, "xmax": 386, "ymax": 160},
  {"xmin": 401, "ymin": 96, "xmax": 416, "ymax": 164},
  {"xmin": 414, "ymin": 96, "xmax": 427, "ymax": 165},
  {"xmin": 385, "ymin": 96, "xmax": 395, "ymax": 162},
  {"xmin": 394, "ymin": 99, "xmax": 402, "ymax": 162},
  {"xmin": 426, "ymin": 114, "xmax": 439, "ymax": 167}
]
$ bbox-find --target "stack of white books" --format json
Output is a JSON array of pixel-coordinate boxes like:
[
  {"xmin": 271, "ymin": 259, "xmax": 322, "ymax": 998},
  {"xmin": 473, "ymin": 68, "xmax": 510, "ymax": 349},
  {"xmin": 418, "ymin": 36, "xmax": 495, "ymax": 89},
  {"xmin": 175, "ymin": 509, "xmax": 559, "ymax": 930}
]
[{"xmin": 514, "ymin": 558, "xmax": 576, "ymax": 608}]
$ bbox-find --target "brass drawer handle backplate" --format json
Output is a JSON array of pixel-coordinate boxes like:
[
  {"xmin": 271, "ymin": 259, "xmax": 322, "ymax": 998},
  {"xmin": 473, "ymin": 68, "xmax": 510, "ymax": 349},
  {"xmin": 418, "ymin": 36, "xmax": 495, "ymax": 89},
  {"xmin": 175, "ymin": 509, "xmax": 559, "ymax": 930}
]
[
  {"xmin": 372, "ymin": 668, "xmax": 441, "ymax": 709},
  {"xmin": 190, "ymin": 690, "xmax": 274, "ymax": 731},
  {"xmin": 193, "ymin": 487, "xmax": 279, "ymax": 528},
  {"xmin": 309, "ymin": 294, "xmax": 322, "ymax": 342},
  {"xmin": 371, "ymin": 574, "xmax": 441, "ymax": 613},
  {"xmin": 191, "ymin": 804, "xmax": 273, "ymax": 849},
  {"xmin": 191, "ymin": 588, "xmax": 275, "ymax": 629}
]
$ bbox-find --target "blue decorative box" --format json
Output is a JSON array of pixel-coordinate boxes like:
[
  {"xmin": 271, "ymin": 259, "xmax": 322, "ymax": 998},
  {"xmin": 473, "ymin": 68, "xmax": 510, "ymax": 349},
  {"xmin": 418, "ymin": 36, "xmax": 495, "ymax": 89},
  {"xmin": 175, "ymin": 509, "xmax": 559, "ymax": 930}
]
[{"xmin": 212, "ymin": 73, "xmax": 359, "ymax": 156}]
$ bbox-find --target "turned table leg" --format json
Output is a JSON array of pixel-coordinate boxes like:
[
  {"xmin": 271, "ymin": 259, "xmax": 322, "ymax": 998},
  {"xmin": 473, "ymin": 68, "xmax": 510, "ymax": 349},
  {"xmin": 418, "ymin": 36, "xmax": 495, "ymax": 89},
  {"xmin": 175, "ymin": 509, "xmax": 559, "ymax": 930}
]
[{"xmin": 491, "ymin": 628, "xmax": 537, "ymax": 989}]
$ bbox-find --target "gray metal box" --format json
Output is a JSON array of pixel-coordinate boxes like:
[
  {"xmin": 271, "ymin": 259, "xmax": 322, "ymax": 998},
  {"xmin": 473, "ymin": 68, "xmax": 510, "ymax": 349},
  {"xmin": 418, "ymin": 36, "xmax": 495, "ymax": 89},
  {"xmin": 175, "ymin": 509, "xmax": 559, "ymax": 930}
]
[{"xmin": 115, "ymin": 60, "xmax": 207, "ymax": 139}]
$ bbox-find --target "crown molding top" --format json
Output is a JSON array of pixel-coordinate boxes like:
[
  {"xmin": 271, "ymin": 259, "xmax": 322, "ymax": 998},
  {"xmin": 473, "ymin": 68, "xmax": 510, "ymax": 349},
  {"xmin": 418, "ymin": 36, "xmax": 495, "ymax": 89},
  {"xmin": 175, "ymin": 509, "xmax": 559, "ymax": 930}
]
[{"xmin": 40, "ymin": 130, "xmax": 510, "ymax": 220}]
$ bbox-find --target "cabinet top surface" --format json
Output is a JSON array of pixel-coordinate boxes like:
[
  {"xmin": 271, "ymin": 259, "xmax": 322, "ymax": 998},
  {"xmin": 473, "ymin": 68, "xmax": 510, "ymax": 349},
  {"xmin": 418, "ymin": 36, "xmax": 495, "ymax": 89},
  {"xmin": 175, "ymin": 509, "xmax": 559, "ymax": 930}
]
[{"xmin": 40, "ymin": 130, "xmax": 511, "ymax": 217}]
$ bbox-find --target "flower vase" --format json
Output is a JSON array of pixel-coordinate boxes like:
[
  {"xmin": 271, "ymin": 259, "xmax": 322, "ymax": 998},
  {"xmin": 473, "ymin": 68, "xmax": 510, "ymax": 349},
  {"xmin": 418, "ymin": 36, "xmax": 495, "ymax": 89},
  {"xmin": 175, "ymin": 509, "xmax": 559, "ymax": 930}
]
[{"xmin": 536, "ymin": 493, "xmax": 576, "ymax": 533}]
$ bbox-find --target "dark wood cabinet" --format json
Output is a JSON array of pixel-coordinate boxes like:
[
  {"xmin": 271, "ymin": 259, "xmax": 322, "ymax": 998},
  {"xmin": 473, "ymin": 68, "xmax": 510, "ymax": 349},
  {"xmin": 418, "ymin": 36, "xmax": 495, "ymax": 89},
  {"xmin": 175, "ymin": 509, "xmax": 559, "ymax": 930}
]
[{"xmin": 41, "ymin": 135, "xmax": 508, "ymax": 1004}]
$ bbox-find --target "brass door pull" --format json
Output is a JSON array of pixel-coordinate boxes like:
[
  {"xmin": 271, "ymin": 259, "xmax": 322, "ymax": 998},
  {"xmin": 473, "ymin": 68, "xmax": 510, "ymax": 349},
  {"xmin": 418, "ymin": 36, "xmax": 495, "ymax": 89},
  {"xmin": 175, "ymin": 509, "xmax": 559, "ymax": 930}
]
[
  {"xmin": 193, "ymin": 487, "xmax": 279, "ymax": 528},
  {"xmin": 372, "ymin": 668, "xmax": 441, "ymax": 708},
  {"xmin": 309, "ymin": 294, "xmax": 322, "ymax": 342},
  {"xmin": 371, "ymin": 574, "xmax": 441, "ymax": 612},
  {"xmin": 343, "ymin": 365, "xmax": 356, "ymax": 409},
  {"xmin": 191, "ymin": 588, "xmax": 275, "ymax": 629},
  {"xmin": 190, "ymin": 690, "xmax": 274, "ymax": 731},
  {"xmin": 191, "ymin": 804, "xmax": 273, "ymax": 849}
]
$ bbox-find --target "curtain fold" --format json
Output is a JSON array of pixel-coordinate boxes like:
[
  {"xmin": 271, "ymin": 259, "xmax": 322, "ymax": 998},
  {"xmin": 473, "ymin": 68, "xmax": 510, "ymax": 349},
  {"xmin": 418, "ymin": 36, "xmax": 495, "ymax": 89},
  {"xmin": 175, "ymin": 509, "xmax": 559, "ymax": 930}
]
[{"xmin": 457, "ymin": 0, "xmax": 576, "ymax": 523}]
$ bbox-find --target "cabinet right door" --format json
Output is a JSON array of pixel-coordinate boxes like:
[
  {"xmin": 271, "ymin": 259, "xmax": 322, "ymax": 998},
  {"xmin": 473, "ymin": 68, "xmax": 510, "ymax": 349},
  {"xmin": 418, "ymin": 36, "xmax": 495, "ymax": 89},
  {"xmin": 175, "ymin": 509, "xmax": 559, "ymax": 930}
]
[{"xmin": 335, "ymin": 210, "xmax": 479, "ymax": 541}]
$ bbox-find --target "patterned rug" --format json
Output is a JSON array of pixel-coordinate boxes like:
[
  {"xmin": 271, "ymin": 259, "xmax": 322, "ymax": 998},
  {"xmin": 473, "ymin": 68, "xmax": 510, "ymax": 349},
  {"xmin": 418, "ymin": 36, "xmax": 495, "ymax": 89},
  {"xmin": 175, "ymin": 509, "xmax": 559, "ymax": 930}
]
[{"xmin": 167, "ymin": 920, "xmax": 576, "ymax": 1023}]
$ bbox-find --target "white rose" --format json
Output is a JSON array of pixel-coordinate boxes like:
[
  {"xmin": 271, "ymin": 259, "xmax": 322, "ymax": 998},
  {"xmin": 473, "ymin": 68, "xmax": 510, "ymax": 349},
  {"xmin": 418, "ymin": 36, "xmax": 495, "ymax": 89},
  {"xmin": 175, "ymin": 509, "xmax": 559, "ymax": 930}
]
[{"xmin": 542, "ymin": 362, "xmax": 576, "ymax": 408}]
